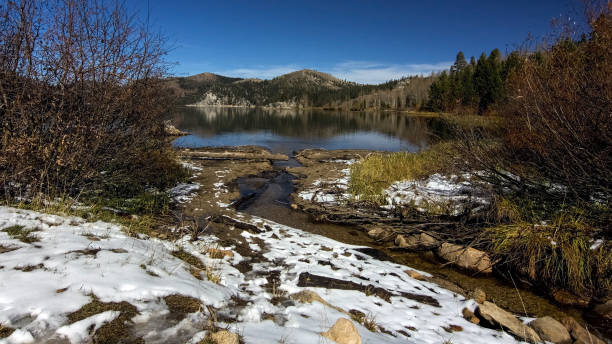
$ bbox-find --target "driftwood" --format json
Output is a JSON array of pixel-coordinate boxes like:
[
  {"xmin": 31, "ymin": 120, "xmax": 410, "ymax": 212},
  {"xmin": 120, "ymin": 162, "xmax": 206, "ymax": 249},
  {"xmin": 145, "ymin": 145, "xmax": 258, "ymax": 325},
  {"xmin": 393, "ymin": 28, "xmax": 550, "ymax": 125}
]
[
  {"xmin": 208, "ymin": 215, "xmax": 264, "ymax": 233},
  {"xmin": 297, "ymin": 272, "xmax": 440, "ymax": 307}
]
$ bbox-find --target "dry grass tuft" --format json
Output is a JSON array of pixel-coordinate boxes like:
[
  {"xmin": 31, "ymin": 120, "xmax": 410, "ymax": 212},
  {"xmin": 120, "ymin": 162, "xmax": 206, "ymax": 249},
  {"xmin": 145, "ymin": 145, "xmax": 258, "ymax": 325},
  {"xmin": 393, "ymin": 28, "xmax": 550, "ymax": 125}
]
[
  {"xmin": 349, "ymin": 142, "xmax": 457, "ymax": 205},
  {"xmin": 1, "ymin": 225, "xmax": 40, "ymax": 243}
]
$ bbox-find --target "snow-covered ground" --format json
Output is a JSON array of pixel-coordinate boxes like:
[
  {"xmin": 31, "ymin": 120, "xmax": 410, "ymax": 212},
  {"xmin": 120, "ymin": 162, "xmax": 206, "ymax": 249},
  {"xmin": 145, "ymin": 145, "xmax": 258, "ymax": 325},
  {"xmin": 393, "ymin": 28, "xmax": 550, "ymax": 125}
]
[
  {"xmin": 384, "ymin": 173, "xmax": 489, "ymax": 215},
  {"xmin": 0, "ymin": 206, "xmax": 525, "ymax": 344},
  {"xmin": 297, "ymin": 167, "xmax": 351, "ymax": 205},
  {"xmin": 298, "ymin": 164, "xmax": 489, "ymax": 215}
]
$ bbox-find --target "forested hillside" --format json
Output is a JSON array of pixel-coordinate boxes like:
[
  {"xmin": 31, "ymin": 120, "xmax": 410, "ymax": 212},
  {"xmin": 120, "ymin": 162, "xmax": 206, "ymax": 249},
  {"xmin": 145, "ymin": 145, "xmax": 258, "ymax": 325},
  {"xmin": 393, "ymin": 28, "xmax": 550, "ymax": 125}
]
[{"xmin": 166, "ymin": 69, "xmax": 437, "ymax": 110}]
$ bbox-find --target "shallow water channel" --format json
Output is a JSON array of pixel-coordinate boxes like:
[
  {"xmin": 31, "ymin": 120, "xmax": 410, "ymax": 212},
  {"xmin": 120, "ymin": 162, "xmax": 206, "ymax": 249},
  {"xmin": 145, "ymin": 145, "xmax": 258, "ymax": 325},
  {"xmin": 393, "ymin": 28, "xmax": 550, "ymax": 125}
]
[{"xmin": 172, "ymin": 106, "xmax": 608, "ymax": 339}]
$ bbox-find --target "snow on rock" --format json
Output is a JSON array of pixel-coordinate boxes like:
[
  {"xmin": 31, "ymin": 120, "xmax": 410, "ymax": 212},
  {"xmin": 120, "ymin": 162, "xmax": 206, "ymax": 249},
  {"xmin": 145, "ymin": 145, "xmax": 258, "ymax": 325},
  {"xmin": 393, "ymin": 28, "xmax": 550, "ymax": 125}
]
[
  {"xmin": 169, "ymin": 182, "xmax": 201, "ymax": 203},
  {"xmin": 384, "ymin": 173, "xmax": 489, "ymax": 215}
]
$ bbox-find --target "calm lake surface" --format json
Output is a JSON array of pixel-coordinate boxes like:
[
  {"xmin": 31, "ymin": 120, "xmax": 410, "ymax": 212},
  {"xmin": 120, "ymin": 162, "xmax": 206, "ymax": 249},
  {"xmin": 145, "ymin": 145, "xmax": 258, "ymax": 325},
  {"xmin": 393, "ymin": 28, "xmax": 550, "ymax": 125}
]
[{"xmin": 172, "ymin": 106, "xmax": 449, "ymax": 154}]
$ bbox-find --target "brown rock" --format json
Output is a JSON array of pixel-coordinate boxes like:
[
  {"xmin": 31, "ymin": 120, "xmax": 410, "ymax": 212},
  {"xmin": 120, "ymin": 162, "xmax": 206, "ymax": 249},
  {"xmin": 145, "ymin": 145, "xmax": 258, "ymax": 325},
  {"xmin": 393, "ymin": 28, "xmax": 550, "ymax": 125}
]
[
  {"xmin": 418, "ymin": 233, "xmax": 439, "ymax": 247},
  {"xmin": 529, "ymin": 316, "xmax": 571, "ymax": 344},
  {"xmin": 476, "ymin": 301, "xmax": 541, "ymax": 343},
  {"xmin": 210, "ymin": 330, "xmax": 239, "ymax": 344},
  {"xmin": 394, "ymin": 233, "xmax": 438, "ymax": 249},
  {"xmin": 469, "ymin": 288, "xmax": 486, "ymax": 304},
  {"xmin": 367, "ymin": 227, "xmax": 386, "ymax": 240},
  {"xmin": 437, "ymin": 243, "xmax": 492, "ymax": 274},
  {"xmin": 320, "ymin": 318, "xmax": 362, "ymax": 344},
  {"xmin": 561, "ymin": 317, "xmax": 606, "ymax": 344},
  {"xmin": 552, "ymin": 290, "xmax": 590, "ymax": 307},
  {"xmin": 462, "ymin": 307, "xmax": 480, "ymax": 325},
  {"xmin": 395, "ymin": 234, "xmax": 409, "ymax": 247},
  {"xmin": 405, "ymin": 269, "xmax": 426, "ymax": 281}
]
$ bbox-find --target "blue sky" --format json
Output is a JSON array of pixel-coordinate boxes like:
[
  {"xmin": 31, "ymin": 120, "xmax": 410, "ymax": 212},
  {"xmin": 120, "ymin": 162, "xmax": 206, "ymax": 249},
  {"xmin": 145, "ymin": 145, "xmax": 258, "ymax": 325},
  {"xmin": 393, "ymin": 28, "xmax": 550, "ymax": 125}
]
[{"xmin": 133, "ymin": 0, "xmax": 579, "ymax": 84}]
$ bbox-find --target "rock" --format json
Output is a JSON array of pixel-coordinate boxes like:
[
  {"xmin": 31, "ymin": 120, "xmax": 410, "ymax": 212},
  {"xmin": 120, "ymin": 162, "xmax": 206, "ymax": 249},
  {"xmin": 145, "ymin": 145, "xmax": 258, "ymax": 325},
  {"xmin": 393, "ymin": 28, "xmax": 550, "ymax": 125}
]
[
  {"xmin": 529, "ymin": 316, "xmax": 571, "ymax": 344},
  {"xmin": 210, "ymin": 330, "xmax": 239, "ymax": 344},
  {"xmin": 291, "ymin": 290, "xmax": 326, "ymax": 304},
  {"xmin": 320, "ymin": 318, "xmax": 362, "ymax": 344},
  {"xmin": 418, "ymin": 233, "xmax": 439, "ymax": 247},
  {"xmin": 552, "ymin": 289, "xmax": 590, "ymax": 308},
  {"xmin": 395, "ymin": 234, "xmax": 409, "ymax": 247},
  {"xmin": 462, "ymin": 307, "xmax": 480, "ymax": 324},
  {"xmin": 561, "ymin": 317, "xmax": 606, "ymax": 344},
  {"xmin": 394, "ymin": 233, "xmax": 438, "ymax": 250},
  {"xmin": 437, "ymin": 243, "xmax": 493, "ymax": 274},
  {"xmin": 469, "ymin": 288, "xmax": 486, "ymax": 304},
  {"xmin": 593, "ymin": 299, "xmax": 612, "ymax": 319},
  {"xmin": 207, "ymin": 248, "xmax": 234, "ymax": 259},
  {"xmin": 475, "ymin": 301, "xmax": 541, "ymax": 343},
  {"xmin": 405, "ymin": 269, "xmax": 426, "ymax": 281},
  {"xmin": 290, "ymin": 290, "xmax": 345, "ymax": 313},
  {"xmin": 367, "ymin": 227, "xmax": 386, "ymax": 240}
]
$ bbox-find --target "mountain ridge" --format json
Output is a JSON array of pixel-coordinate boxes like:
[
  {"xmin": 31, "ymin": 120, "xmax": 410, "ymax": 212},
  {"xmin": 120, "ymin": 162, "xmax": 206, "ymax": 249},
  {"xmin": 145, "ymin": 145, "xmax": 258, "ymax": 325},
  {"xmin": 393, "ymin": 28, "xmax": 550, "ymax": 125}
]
[{"xmin": 166, "ymin": 69, "xmax": 436, "ymax": 110}]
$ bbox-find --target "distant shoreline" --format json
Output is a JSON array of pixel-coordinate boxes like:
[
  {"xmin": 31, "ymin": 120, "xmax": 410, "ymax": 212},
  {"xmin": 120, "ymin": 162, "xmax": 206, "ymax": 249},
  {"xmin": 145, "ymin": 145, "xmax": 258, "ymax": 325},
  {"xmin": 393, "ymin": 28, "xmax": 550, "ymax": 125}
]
[{"xmin": 182, "ymin": 103, "xmax": 443, "ymax": 116}]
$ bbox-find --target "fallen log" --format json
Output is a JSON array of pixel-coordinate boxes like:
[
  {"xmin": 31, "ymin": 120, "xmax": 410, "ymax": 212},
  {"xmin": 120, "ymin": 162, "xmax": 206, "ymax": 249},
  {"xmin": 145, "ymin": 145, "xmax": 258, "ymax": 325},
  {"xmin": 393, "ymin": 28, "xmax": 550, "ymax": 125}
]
[{"xmin": 297, "ymin": 272, "xmax": 440, "ymax": 307}]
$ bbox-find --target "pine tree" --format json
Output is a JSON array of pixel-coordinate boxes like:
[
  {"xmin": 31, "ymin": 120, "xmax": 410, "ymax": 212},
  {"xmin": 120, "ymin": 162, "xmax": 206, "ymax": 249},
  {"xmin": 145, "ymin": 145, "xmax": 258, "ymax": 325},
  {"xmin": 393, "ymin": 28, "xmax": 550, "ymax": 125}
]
[{"xmin": 451, "ymin": 51, "xmax": 468, "ymax": 74}]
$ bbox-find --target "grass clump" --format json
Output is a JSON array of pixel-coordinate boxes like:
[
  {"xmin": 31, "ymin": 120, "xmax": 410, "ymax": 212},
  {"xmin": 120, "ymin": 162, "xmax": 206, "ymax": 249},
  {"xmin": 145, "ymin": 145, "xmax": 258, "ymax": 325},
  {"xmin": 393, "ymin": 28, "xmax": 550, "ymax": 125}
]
[
  {"xmin": 485, "ymin": 198, "xmax": 611, "ymax": 298},
  {"xmin": 171, "ymin": 249, "xmax": 206, "ymax": 270},
  {"xmin": 0, "ymin": 324, "xmax": 14, "ymax": 338},
  {"xmin": 163, "ymin": 294, "xmax": 202, "ymax": 314},
  {"xmin": 67, "ymin": 295, "xmax": 140, "ymax": 344},
  {"xmin": 1, "ymin": 225, "xmax": 40, "ymax": 243},
  {"xmin": 349, "ymin": 142, "xmax": 456, "ymax": 204}
]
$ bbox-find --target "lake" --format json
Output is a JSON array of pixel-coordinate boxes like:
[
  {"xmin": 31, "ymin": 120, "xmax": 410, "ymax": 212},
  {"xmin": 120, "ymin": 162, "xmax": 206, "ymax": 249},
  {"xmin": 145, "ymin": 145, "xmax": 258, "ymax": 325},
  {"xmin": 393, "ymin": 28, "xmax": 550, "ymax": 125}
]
[{"xmin": 171, "ymin": 106, "xmax": 450, "ymax": 154}]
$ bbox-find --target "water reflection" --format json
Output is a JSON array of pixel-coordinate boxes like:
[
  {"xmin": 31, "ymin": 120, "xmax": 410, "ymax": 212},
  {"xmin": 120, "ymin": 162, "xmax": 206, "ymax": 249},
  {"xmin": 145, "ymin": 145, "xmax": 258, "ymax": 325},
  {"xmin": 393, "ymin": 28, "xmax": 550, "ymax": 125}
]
[{"xmin": 171, "ymin": 106, "xmax": 445, "ymax": 154}]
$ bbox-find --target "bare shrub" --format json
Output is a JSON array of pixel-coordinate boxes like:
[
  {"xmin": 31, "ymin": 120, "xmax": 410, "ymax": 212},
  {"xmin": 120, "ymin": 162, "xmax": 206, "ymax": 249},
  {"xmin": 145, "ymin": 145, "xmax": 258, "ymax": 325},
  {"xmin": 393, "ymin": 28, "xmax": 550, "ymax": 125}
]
[
  {"xmin": 460, "ymin": 3, "xmax": 611, "ymax": 213},
  {"xmin": 457, "ymin": 2, "xmax": 611, "ymax": 298},
  {"xmin": 0, "ymin": 0, "xmax": 184, "ymax": 202}
]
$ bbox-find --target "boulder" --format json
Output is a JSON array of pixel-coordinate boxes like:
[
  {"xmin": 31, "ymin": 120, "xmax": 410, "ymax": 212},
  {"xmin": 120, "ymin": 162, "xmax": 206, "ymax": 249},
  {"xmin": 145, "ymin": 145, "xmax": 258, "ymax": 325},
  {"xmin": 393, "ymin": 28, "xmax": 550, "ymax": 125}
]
[
  {"xmin": 593, "ymin": 299, "xmax": 612, "ymax": 319},
  {"xmin": 561, "ymin": 317, "xmax": 606, "ymax": 344},
  {"xmin": 320, "ymin": 318, "xmax": 362, "ymax": 344},
  {"xmin": 395, "ymin": 234, "xmax": 409, "ymax": 247},
  {"xmin": 469, "ymin": 288, "xmax": 486, "ymax": 304},
  {"xmin": 395, "ymin": 233, "xmax": 438, "ymax": 250},
  {"xmin": 437, "ymin": 243, "xmax": 493, "ymax": 274},
  {"xmin": 462, "ymin": 307, "xmax": 480, "ymax": 324},
  {"xmin": 529, "ymin": 316, "xmax": 571, "ymax": 344},
  {"xmin": 210, "ymin": 330, "xmax": 239, "ymax": 344},
  {"xmin": 475, "ymin": 301, "xmax": 541, "ymax": 343},
  {"xmin": 367, "ymin": 227, "xmax": 386, "ymax": 240}
]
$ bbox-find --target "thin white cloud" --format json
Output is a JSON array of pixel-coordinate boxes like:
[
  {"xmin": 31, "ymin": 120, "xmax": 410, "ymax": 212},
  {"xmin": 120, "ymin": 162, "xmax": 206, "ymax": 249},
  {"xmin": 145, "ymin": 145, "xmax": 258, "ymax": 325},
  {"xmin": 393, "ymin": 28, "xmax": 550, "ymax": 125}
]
[
  {"xmin": 328, "ymin": 60, "xmax": 453, "ymax": 84},
  {"xmin": 215, "ymin": 60, "xmax": 452, "ymax": 84},
  {"xmin": 223, "ymin": 65, "xmax": 302, "ymax": 80}
]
